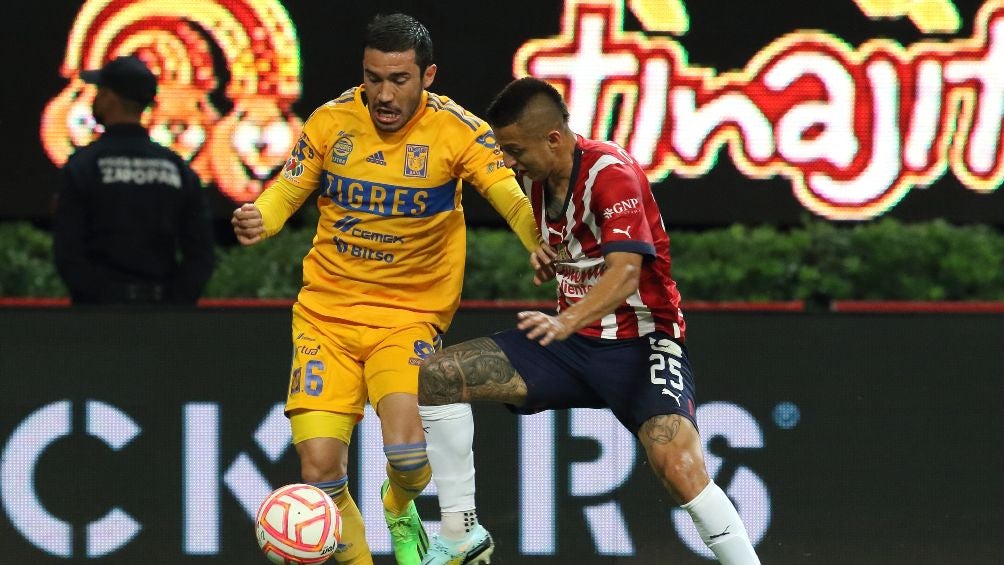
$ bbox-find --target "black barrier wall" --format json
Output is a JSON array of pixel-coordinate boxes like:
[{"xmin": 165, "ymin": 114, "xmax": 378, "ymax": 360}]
[{"xmin": 0, "ymin": 307, "xmax": 1001, "ymax": 564}]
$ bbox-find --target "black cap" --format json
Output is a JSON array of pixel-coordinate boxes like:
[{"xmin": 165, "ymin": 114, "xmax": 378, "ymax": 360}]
[{"xmin": 80, "ymin": 55, "xmax": 158, "ymax": 107}]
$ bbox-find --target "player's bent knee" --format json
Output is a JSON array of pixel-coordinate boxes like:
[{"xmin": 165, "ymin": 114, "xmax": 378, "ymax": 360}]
[
  {"xmin": 648, "ymin": 448, "xmax": 709, "ymax": 503},
  {"xmin": 417, "ymin": 356, "xmax": 464, "ymax": 405},
  {"xmin": 639, "ymin": 417, "xmax": 710, "ymax": 503},
  {"xmin": 295, "ymin": 439, "xmax": 349, "ymax": 483},
  {"xmin": 297, "ymin": 453, "xmax": 348, "ymax": 483},
  {"xmin": 416, "ymin": 364, "xmax": 440, "ymax": 405},
  {"xmin": 651, "ymin": 448, "xmax": 706, "ymax": 480}
]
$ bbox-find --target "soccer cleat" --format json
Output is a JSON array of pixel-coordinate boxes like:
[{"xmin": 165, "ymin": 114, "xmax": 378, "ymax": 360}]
[
  {"xmin": 420, "ymin": 524, "xmax": 494, "ymax": 565},
  {"xmin": 383, "ymin": 479, "xmax": 430, "ymax": 565}
]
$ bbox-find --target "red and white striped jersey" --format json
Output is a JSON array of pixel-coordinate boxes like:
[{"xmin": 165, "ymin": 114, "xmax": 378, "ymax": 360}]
[{"xmin": 521, "ymin": 136, "xmax": 686, "ymax": 341}]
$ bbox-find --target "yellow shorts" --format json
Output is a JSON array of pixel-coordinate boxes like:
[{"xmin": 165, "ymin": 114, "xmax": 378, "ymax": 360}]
[
  {"xmin": 289, "ymin": 409, "xmax": 357, "ymax": 445},
  {"xmin": 285, "ymin": 302, "xmax": 442, "ymax": 419}
]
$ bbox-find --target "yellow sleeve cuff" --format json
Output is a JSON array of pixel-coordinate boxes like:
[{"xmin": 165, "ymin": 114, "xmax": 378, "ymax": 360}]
[
  {"xmin": 254, "ymin": 178, "xmax": 314, "ymax": 237},
  {"xmin": 483, "ymin": 178, "xmax": 541, "ymax": 253}
]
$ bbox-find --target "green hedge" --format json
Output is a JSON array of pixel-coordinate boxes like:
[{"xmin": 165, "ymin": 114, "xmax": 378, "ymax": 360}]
[
  {"xmin": 203, "ymin": 227, "xmax": 313, "ymax": 299},
  {"xmin": 4, "ymin": 219, "xmax": 1004, "ymax": 302},
  {"xmin": 0, "ymin": 222, "xmax": 69, "ymax": 297},
  {"xmin": 669, "ymin": 220, "xmax": 1004, "ymax": 302}
]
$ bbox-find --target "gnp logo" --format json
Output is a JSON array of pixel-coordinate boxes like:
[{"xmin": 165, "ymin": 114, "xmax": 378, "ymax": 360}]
[
  {"xmin": 602, "ymin": 197, "xmax": 640, "ymax": 219},
  {"xmin": 40, "ymin": 0, "xmax": 303, "ymax": 203},
  {"xmin": 516, "ymin": 0, "xmax": 1004, "ymax": 220}
]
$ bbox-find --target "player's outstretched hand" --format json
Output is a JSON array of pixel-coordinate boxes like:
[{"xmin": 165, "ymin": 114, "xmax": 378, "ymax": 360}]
[
  {"xmin": 231, "ymin": 203, "xmax": 265, "ymax": 246},
  {"xmin": 517, "ymin": 310, "xmax": 572, "ymax": 346},
  {"xmin": 531, "ymin": 243, "xmax": 557, "ymax": 286}
]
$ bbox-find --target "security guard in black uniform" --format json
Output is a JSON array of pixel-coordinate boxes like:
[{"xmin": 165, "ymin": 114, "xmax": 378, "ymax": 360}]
[{"xmin": 53, "ymin": 55, "xmax": 215, "ymax": 305}]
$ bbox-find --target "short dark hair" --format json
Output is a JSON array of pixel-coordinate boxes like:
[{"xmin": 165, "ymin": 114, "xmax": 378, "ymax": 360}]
[
  {"xmin": 485, "ymin": 77, "xmax": 570, "ymax": 129},
  {"xmin": 364, "ymin": 13, "xmax": 434, "ymax": 73}
]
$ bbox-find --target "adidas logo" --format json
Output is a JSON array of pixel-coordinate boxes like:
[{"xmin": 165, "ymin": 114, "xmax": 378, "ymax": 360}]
[{"xmin": 365, "ymin": 151, "xmax": 386, "ymax": 165}]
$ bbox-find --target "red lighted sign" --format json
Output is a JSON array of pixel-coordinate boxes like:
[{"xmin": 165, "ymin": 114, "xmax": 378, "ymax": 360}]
[
  {"xmin": 40, "ymin": 0, "xmax": 302, "ymax": 204},
  {"xmin": 516, "ymin": 0, "xmax": 1003, "ymax": 220}
]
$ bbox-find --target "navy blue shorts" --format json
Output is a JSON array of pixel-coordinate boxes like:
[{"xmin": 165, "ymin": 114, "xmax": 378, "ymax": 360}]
[{"xmin": 490, "ymin": 329, "xmax": 698, "ymax": 434}]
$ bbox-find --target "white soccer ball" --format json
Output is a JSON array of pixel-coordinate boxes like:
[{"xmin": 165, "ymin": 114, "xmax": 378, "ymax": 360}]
[{"xmin": 255, "ymin": 483, "xmax": 342, "ymax": 564}]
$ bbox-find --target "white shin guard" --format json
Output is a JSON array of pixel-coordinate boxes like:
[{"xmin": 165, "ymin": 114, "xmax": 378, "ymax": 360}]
[
  {"xmin": 419, "ymin": 403, "xmax": 477, "ymax": 513},
  {"xmin": 682, "ymin": 480, "xmax": 761, "ymax": 564}
]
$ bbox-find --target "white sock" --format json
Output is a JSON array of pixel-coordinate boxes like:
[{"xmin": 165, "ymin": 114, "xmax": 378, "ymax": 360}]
[
  {"xmin": 681, "ymin": 480, "xmax": 761, "ymax": 565},
  {"xmin": 419, "ymin": 403, "xmax": 477, "ymax": 539},
  {"xmin": 439, "ymin": 509, "xmax": 479, "ymax": 541}
]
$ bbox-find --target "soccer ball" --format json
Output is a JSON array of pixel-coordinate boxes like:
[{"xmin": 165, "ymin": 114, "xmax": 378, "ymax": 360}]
[{"xmin": 255, "ymin": 483, "xmax": 342, "ymax": 564}]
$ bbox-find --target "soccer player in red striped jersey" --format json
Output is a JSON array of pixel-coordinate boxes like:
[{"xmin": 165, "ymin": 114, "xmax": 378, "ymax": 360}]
[{"xmin": 417, "ymin": 78, "xmax": 760, "ymax": 564}]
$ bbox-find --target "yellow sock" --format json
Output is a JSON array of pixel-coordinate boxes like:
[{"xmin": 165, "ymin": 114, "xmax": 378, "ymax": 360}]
[
  {"xmin": 383, "ymin": 442, "xmax": 432, "ymax": 516},
  {"xmin": 313, "ymin": 478, "xmax": 373, "ymax": 565}
]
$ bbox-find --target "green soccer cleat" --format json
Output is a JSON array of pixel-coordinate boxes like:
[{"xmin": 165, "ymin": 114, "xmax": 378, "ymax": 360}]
[
  {"xmin": 382, "ymin": 479, "xmax": 430, "ymax": 565},
  {"xmin": 420, "ymin": 524, "xmax": 494, "ymax": 565}
]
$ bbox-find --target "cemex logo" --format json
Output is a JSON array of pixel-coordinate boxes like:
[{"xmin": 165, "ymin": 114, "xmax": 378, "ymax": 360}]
[{"xmin": 334, "ymin": 216, "xmax": 362, "ymax": 232}]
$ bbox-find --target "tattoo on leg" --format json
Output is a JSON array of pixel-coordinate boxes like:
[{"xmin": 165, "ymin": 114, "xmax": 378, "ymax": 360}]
[
  {"xmin": 638, "ymin": 415, "xmax": 708, "ymax": 503},
  {"xmin": 418, "ymin": 338, "xmax": 526, "ymax": 405},
  {"xmin": 640, "ymin": 414, "xmax": 682, "ymax": 446}
]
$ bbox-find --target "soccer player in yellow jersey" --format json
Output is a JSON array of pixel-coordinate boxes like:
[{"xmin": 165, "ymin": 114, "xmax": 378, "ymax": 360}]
[{"xmin": 231, "ymin": 14, "xmax": 540, "ymax": 565}]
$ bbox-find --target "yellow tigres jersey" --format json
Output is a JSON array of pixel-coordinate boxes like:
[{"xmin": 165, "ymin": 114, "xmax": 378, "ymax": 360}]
[{"xmin": 280, "ymin": 87, "xmax": 512, "ymax": 331}]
